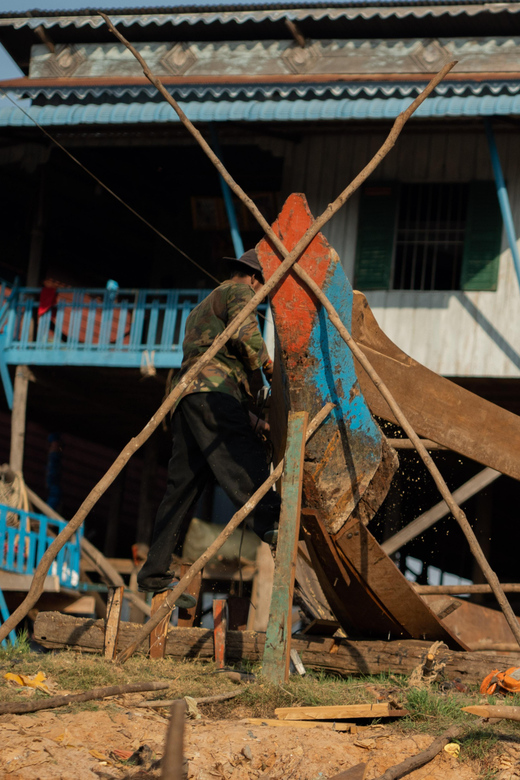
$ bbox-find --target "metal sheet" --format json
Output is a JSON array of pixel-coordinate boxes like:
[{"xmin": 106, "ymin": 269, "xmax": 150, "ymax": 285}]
[
  {"xmin": 6, "ymin": 78, "xmax": 520, "ymax": 101},
  {"xmin": 1, "ymin": 4, "xmax": 520, "ymax": 30},
  {"xmin": 2, "ymin": 92, "xmax": 520, "ymax": 128}
]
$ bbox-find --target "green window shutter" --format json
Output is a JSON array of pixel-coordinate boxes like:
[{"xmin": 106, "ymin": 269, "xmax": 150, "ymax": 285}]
[
  {"xmin": 461, "ymin": 181, "xmax": 503, "ymax": 291},
  {"xmin": 354, "ymin": 183, "xmax": 398, "ymax": 290}
]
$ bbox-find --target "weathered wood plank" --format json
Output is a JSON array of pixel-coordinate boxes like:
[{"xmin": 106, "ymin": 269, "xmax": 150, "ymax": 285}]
[
  {"xmin": 104, "ymin": 585, "xmax": 124, "ymax": 661},
  {"xmin": 334, "ymin": 519, "xmax": 467, "ymax": 648},
  {"xmin": 34, "ymin": 613, "xmax": 520, "ymax": 686},
  {"xmin": 351, "ymin": 290, "xmax": 520, "ymax": 482},
  {"xmin": 246, "ymin": 718, "xmax": 352, "ymax": 731},
  {"xmin": 275, "ymin": 703, "xmax": 406, "ymax": 720},
  {"xmin": 263, "ymin": 411, "xmax": 307, "ymax": 684},
  {"xmin": 150, "ymin": 590, "xmax": 172, "ymax": 660},
  {"xmin": 213, "ymin": 598, "xmax": 227, "ymax": 669}
]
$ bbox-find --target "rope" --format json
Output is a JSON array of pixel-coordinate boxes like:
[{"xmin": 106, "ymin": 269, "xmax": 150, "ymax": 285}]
[{"xmin": 0, "ymin": 470, "xmax": 29, "ymax": 528}]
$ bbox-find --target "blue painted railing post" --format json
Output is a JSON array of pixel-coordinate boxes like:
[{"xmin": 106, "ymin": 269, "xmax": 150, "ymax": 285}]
[
  {"xmin": 484, "ymin": 119, "xmax": 520, "ymax": 290},
  {"xmin": 210, "ymin": 125, "xmax": 244, "ymax": 259}
]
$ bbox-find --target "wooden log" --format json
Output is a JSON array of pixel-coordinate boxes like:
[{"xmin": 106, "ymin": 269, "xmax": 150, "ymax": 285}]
[
  {"xmin": 34, "ymin": 613, "xmax": 520, "ymax": 686},
  {"xmin": 463, "ymin": 705, "xmax": 520, "ymax": 721},
  {"xmin": 275, "ymin": 704, "xmax": 407, "ymax": 721},
  {"xmin": 0, "ymin": 680, "xmax": 169, "ymax": 716},
  {"xmin": 104, "ymin": 585, "xmax": 124, "ymax": 660},
  {"xmin": 263, "ymin": 411, "xmax": 307, "ymax": 684},
  {"xmin": 371, "ymin": 726, "xmax": 462, "ymax": 780}
]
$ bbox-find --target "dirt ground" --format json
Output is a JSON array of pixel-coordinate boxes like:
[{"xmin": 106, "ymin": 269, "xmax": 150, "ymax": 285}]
[{"xmin": 0, "ymin": 700, "xmax": 507, "ymax": 780}]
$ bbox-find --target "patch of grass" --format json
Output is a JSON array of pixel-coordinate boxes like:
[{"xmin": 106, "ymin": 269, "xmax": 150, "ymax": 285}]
[{"xmin": 461, "ymin": 729, "xmax": 499, "ymax": 761}]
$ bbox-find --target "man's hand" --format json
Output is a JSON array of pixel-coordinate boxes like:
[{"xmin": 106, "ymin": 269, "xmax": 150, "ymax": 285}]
[
  {"xmin": 249, "ymin": 411, "xmax": 270, "ymax": 434},
  {"xmin": 263, "ymin": 359, "xmax": 274, "ymax": 384}
]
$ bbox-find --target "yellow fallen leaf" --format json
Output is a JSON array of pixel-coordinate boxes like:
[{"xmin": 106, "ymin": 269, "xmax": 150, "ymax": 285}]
[
  {"xmin": 444, "ymin": 743, "xmax": 460, "ymax": 757},
  {"xmin": 89, "ymin": 749, "xmax": 113, "ymax": 765},
  {"xmin": 4, "ymin": 672, "xmax": 50, "ymax": 694}
]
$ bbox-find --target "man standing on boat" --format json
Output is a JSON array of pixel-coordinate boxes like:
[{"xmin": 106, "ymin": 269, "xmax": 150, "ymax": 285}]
[{"xmin": 137, "ymin": 248, "xmax": 279, "ymax": 596}]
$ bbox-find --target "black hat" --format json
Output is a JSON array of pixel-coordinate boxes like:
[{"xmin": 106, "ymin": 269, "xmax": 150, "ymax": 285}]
[{"xmin": 224, "ymin": 248, "xmax": 263, "ymax": 275}]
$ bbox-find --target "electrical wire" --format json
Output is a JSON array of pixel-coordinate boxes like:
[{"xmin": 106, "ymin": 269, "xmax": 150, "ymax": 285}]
[
  {"xmin": 0, "ymin": 89, "xmax": 270, "ymax": 323},
  {"xmin": 0, "ymin": 89, "xmax": 221, "ymax": 286}
]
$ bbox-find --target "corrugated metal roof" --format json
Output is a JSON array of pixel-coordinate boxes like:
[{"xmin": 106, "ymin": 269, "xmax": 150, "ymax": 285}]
[
  {"xmin": 1, "ymin": 93, "xmax": 519, "ymax": 125},
  {"xmin": 6, "ymin": 80, "xmax": 520, "ymax": 101},
  {"xmin": 1, "ymin": 3, "xmax": 519, "ymax": 29}
]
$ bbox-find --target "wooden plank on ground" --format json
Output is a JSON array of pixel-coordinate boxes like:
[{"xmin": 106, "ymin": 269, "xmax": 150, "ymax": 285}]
[
  {"xmin": 104, "ymin": 586, "xmax": 124, "ymax": 660},
  {"xmin": 149, "ymin": 590, "xmax": 172, "ymax": 659},
  {"xmin": 246, "ymin": 718, "xmax": 352, "ymax": 732},
  {"xmin": 262, "ymin": 411, "xmax": 307, "ymax": 684},
  {"xmin": 275, "ymin": 703, "xmax": 408, "ymax": 720}
]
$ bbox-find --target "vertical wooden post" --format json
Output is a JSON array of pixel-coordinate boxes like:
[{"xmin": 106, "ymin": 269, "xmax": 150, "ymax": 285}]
[
  {"xmin": 262, "ymin": 411, "xmax": 308, "ymax": 684},
  {"xmin": 150, "ymin": 591, "xmax": 173, "ymax": 659},
  {"xmin": 213, "ymin": 597, "xmax": 227, "ymax": 669},
  {"xmin": 177, "ymin": 563, "xmax": 202, "ymax": 628},
  {"xmin": 247, "ymin": 542, "xmax": 274, "ymax": 631},
  {"xmin": 10, "ymin": 366, "xmax": 30, "ymax": 474},
  {"xmin": 161, "ymin": 700, "xmax": 186, "ymax": 780},
  {"xmin": 104, "ymin": 585, "xmax": 124, "ymax": 660}
]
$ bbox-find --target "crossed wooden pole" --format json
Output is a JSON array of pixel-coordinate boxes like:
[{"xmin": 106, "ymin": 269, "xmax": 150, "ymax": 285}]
[{"xmin": 1, "ymin": 19, "xmax": 518, "ymax": 654}]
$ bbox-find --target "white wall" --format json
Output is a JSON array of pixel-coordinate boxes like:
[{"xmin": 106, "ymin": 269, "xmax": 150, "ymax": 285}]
[{"xmin": 280, "ymin": 126, "xmax": 520, "ymax": 378}]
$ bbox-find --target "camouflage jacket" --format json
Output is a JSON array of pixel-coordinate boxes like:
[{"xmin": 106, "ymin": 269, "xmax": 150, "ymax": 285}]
[{"xmin": 175, "ymin": 280, "xmax": 273, "ymax": 403}]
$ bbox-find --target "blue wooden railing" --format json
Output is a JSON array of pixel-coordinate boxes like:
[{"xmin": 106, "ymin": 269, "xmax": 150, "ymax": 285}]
[
  {"xmin": 0, "ymin": 284, "xmax": 270, "ymax": 407},
  {"xmin": 0, "ymin": 504, "xmax": 82, "ymax": 589},
  {"xmin": 0, "ymin": 503, "xmax": 83, "ymax": 646}
]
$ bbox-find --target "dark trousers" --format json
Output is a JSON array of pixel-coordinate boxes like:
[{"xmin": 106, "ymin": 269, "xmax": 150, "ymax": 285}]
[{"xmin": 138, "ymin": 392, "xmax": 280, "ymax": 592}]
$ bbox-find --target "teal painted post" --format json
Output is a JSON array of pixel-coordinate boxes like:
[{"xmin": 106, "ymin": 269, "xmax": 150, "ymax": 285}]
[{"xmin": 262, "ymin": 411, "xmax": 308, "ymax": 684}]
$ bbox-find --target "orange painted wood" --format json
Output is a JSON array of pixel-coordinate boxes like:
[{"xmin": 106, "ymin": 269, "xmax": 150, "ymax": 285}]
[
  {"xmin": 213, "ymin": 598, "xmax": 227, "ymax": 669},
  {"xmin": 149, "ymin": 591, "xmax": 173, "ymax": 659}
]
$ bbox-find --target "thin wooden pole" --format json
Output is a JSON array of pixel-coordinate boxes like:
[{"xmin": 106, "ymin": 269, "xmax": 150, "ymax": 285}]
[
  {"xmin": 161, "ymin": 700, "xmax": 186, "ymax": 780},
  {"xmin": 116, "ymin": 403, "xmax": 334, "ymax": 663}
]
